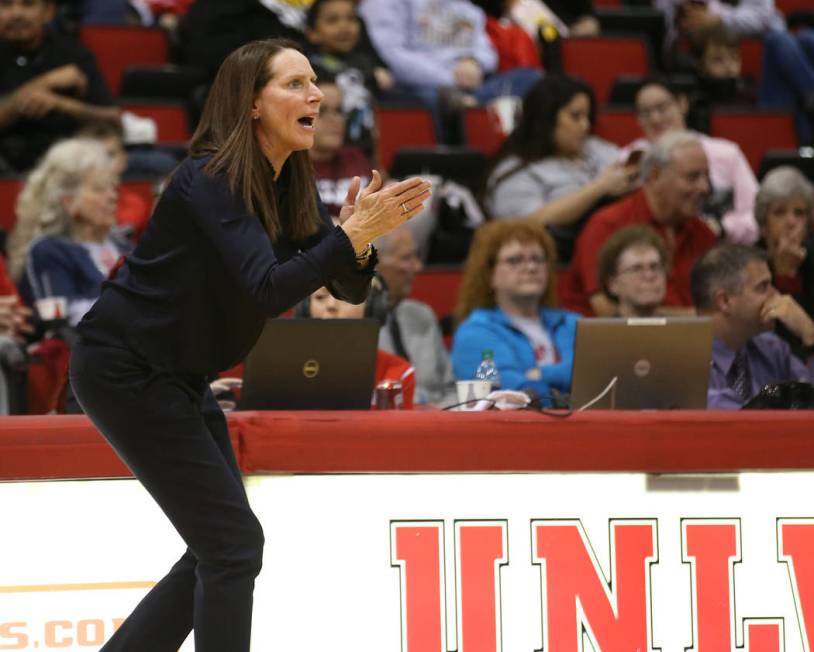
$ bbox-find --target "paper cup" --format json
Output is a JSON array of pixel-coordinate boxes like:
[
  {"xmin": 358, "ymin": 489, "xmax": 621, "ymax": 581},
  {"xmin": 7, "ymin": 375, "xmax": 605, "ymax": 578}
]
[
  {"xmin": 35, "ymin": 296, "xmax": 68, "ymax": 321},
  {"xmin": 456, "ymin": 380, "xmax": 492, "ymax": 404},
  {"xmin": 488, "ymin": 96, "xmax": 520, "ymax": 135}
]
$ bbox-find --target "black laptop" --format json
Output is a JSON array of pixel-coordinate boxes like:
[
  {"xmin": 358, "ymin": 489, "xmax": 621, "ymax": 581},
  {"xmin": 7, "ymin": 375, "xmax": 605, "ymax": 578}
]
[{"xmin": 238, "ymin": 318, "xmax": 379, "ymax": 410}]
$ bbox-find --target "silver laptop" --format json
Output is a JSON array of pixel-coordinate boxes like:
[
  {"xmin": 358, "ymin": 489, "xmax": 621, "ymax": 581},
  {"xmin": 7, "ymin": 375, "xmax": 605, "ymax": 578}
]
[
  {"xmin": 569, "ymin": 317, "xmax": 713, "ymax": 410},
  {"xmin": 238, "ymin": 318, "xmax": 379, "ymax": 410}
]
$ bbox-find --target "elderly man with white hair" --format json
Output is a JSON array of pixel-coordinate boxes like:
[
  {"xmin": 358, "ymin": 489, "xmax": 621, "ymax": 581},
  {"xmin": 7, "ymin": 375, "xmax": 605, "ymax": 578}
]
[
  {"xmin": 562, "ymin": 130, "xmax": 718, "ymax": 316},
  {"xmin": 374, "ymin": 225, "xmax": 456, "ymax": 406}
]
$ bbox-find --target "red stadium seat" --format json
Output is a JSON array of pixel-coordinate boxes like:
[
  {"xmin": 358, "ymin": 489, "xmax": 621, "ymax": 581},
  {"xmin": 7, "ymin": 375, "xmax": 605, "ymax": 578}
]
[
  {"xmin": 121, "ymin": 179, "xmax": 156, "ymax": 206},
  {"xmin": 0, "ymin": 177, "xmax": 22, "ymax": 232},
  {"xmin": 776, "ymin": 0, "xmax": 814, "ymax": 15},
  {"xmin": 80, "ymin": 25, "xmax": 170, "ymax": 96},
  {"xmin": 121, "ymin": 101, "xmax": 190, "ymax": 144},
  {"xmin": 710, "ymin": 110, "xmax": 798, "ymax": 173},
  {"xmin": 740, "ymin": 38, "xmax": 764, "ymax": 83},
  {"xmin": 463, "ymin": 108, "xmax": 506, "ymax": 156},
  {"xmin": 411, "ymin": 268, "xmax": 462, "ymax": 322},
  {"xmin": 375, "ymin": 106, "xmax": 436, "ymax": 172},
  {"xmin": 593, "ymin": 109, "xmax": 641, "ymax": 147},
  {"xmin": 560, "ymin": 36, "xmax": 650, "ymax": 105}
]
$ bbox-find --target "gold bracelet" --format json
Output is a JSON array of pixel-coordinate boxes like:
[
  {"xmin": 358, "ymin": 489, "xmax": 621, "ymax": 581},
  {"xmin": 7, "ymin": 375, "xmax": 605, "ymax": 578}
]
[{"xmin": 355, "ymin": 243, "xmax": 372, "ymax": 261}]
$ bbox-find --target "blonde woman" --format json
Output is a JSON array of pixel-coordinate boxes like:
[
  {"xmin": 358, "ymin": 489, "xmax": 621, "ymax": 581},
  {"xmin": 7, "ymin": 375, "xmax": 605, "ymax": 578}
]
[{"xmin": 8, "ymin": 137, "xmax": 126, "ymax": 325}]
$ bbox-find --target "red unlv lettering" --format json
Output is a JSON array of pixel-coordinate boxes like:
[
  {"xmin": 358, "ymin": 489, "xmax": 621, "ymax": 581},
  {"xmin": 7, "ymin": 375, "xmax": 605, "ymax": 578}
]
[
  {"xmin": 391, "ymin": 518, "xmax": 814, "ymax": 651},
  {"xmin": 779, "ymin": 519, "xmax": 814, "ymax": 651},
  {"xmin": 532, "ymin": 519, "xmax": 657, "ymax": 652},
  {"xmin": 391, "ymin": 521, "xmax": 507, "ymax": 652},
  {"xmin": 683, "ymin": 520, "xmax": 783, "ymax": 652}
]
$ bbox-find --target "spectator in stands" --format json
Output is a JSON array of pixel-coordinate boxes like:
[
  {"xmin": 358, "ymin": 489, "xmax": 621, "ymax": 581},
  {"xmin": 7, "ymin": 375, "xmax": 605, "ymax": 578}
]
[
  {"xmin": 509, "ymin": 0, "xmax": 600, "ymax": 38},
  {"xmin": 7, "ymin": 138, "xmax": 129, "ymax": 326},
  {"xmin": 451, "ymin": 219, "xmax": 579, "ymax": 402},
  {"xmin": 81, "ymin": 1, "xmax": 193, "ymax": 32},
  {"xmin": 597, "ymin": 225, "xmax": 668, "ymax": 318},
  {"xmin": 309, "ymin": 79, "xmax": 372, "ymax": 221},
  {"xmin": 0, "ymin": 257, "xmax": 30, "ymax": 415},
  {"xmin": 77, "ymin": 121, "xmax": 153, "ymax": 240},
  {"xmin": 754, "ymin": 166, "xmax": 814, "ymax": 356},
  {"xmin": 546, "ymin": 0, "xmax": 600, "ymax": 36},
  {"xmin": 304, "ymin": 278, "xmax": 417, "ymax": 408},
  {"xmin": 0, "ymin": 0, "xmax": 121, "ymax": 172},
  {"xmin": 657, "ymin": 0, "xmax": 814, "ymax": 143},
  {"xmin": 0, "ymin": 259, "xmax": 30, "ymax": 340},
  {"xmin": 759, "ymin": 27, "xmax": 814, "ymax": 145},
  {"xmin": 180, "ymin": 0, "xmax": 305, "ymax": 79},
  {"xmin": 484, "ymin": 75, "xmax": 637, "ymax": 262},
  {"xmin": 562, "ymin": 130, "xmax": 717, "ymax": 316},
  {"xmin": 655, "ymin": 0, "xmax": 785, "ymax": 48},
  {"xmin": 375, "ymin": 225, "xmax": 456, "ymax": 406},
  {"xmin": 693, "ymin": 25, "xmax": 756, "ymax": 106},
  {"xmin": 691, "ymin": 243, "xmax": 814, "ymax": 409},
  {"xmin": 621, "ymin": 78, "xmax": 759, "ymax": 243},
  {"xmin": 470, "ymin": 0, "xmax": 543, "ymax": 73},
  {"xmin": 305, "ymin": 0, "xmax": 393, "ymax": 157},
  {"xmin": 358, "ymin": 0, "xmax": 541, "ymax": 139}
]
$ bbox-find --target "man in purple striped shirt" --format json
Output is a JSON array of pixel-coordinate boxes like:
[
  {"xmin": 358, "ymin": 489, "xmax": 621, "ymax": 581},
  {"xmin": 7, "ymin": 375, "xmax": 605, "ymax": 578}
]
[{"xmin": 691, "ymin": 243, "xmax": 814, "ymax": 409}]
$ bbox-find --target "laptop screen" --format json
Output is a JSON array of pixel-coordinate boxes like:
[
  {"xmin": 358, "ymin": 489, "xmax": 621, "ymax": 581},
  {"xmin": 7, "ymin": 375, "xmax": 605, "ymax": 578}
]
[
  {"xmin": 569, "ymin": 317, "xmax": 713, "ymax": 410},
  {"xmin": 239, "ymin": 318, "xmax": 379, "ymax": 410}
]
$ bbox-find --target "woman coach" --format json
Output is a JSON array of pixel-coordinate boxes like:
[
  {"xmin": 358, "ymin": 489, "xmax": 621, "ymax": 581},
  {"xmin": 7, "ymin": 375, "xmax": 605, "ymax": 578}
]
[{"xmin": 69, "ymin": 39, "xmax": 430, "ymax": 651}]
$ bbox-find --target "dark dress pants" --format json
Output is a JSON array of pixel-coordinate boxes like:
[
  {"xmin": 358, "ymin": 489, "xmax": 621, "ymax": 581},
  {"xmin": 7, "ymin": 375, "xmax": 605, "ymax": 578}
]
[{"xmin": 69, "ymin": 339, "xmax": 265, "ymax": 652}]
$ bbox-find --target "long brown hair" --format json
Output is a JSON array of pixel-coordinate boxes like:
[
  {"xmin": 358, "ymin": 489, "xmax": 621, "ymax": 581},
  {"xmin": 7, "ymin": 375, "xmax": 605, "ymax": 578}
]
[
  {"xmin": 454, "ymin": 220, "xmax": 558, "ymax": 324},
  {"xmin": 189, "ymin": 38, "xmax": 322, "ymax": 242}
]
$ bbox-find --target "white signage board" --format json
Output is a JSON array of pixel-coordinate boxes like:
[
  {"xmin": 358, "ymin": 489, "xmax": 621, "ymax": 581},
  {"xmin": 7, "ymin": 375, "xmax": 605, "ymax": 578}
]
[{"xmin": 2, "ymin": 472, "xmax": 814, "ymax": 651}]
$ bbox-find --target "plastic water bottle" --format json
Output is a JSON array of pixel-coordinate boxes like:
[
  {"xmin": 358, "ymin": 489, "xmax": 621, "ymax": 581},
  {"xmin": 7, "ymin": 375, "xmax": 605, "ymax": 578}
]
[{"xmin": 475, "ymin": 349, "xmax": 501, "ymax": 391}]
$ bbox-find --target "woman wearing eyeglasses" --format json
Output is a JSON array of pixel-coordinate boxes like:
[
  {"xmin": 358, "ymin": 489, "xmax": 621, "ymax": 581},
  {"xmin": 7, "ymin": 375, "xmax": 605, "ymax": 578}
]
[
  {"xmin": 451, "ymin": 219, "xmax": 579, "ymax": 404},
  {"xmin": 596, "ymin": 225, "xmax": 669, "ymax": 318}
]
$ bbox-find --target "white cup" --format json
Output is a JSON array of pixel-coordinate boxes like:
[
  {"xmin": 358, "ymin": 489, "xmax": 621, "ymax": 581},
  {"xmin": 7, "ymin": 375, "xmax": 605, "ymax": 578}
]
[
  {"xmin": 35, "ymin": 296, "xmax": 68, "ymax": 321},
  {"xmin": 456, "ymin": 380, "xmax": 492, "ymax": 405},
  {"xmin": 488, "ymin": 95, "xmax": 520, "ymax": 134}
]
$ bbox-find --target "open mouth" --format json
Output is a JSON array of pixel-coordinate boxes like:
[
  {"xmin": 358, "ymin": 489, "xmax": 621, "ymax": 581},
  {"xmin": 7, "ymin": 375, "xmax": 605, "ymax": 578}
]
[{"xmin": 298, "ymin": 116, "xmax": 315, "ymax": 128}]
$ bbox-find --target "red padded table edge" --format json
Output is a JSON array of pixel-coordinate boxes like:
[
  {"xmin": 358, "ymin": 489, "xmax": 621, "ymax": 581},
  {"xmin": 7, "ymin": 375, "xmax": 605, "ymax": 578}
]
[
  {"xmin": 2, "ymin": 411, "xmax": 813, "ymax": 480},
  {"xmin": 0, "ymin": 414, "xmax": 242, "ymax": 481},
  {"xmin": 234, "ymin": 410, "xmax": 814, "ymax": 474}
]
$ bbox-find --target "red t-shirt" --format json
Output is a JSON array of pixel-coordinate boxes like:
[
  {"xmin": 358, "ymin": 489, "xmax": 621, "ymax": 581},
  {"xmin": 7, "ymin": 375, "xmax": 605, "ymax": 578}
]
[
  {"xmin": 313, "ymin": 147, "xmax": 372, "ymax": 220},
  {"xmin": 561, "ymin": 189, "xmax": 717, "ymax": 315},
  {"xmin": 374, "ymin": 349, "xmax": 415, "ymax": 410},
  {"xmin": 485, "ymin": 17, "xmax": 543, "ymax": 72}
]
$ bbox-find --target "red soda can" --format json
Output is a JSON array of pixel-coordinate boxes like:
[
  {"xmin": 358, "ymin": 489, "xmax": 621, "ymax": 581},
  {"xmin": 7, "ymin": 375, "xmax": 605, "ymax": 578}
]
[{"xmin": 373, "ymin": 380, "xmax": 403, "ymax": 409}]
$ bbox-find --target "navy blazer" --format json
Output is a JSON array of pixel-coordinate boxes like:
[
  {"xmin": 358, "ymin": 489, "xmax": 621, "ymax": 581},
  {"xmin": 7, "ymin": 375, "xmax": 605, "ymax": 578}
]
[{"xmin": 78, "ymin": 156, "xmax": 374, "ymax": 376}]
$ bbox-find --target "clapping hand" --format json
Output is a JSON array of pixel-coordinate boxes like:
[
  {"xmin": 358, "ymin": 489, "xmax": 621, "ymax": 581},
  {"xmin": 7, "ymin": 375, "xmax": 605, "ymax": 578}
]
[{"xmin": 339, "ymin": 171, "xmax": 432, "ymax": 254}]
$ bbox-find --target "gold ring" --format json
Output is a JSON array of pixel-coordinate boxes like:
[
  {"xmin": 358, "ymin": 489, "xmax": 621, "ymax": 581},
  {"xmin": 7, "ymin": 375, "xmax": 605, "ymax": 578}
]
[{"xmin": 400, "ymin": 202, "xmax": 409, "ymax": 214}]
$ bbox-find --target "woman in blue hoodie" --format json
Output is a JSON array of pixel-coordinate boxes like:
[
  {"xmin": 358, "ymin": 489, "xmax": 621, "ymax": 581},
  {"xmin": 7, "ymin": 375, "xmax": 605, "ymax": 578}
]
[{"xmin": 451, "ymin": 219, "xmax": 579, "ymax": 402}]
